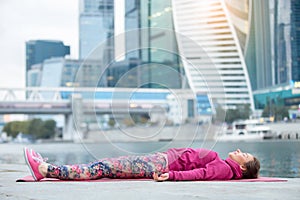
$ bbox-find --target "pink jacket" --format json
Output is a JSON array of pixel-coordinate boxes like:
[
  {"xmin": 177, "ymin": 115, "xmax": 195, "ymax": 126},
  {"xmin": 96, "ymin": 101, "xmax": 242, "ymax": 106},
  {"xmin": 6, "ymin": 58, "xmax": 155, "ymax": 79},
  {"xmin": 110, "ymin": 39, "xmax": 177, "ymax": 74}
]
[{"xmin": 166, "ymin": 148, "xmax": 243, "ymax": 181}]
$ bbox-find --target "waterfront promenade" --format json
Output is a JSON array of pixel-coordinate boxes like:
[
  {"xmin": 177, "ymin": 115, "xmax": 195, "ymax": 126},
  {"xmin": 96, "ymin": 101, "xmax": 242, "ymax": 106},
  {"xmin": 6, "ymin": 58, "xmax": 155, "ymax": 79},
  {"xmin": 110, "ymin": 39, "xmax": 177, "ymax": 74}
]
[
  {"xmin": 0, "ymin": 143, "xmax": 300, "ymax": 200},
  {"xmin": 1, "ymin": 164, "xmax": 299, "ymax": 200}
]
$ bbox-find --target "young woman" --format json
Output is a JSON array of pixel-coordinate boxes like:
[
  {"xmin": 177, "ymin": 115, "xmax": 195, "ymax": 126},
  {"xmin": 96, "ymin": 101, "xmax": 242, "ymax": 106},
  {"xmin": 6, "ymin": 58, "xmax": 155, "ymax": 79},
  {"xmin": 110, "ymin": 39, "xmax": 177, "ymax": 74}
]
[{"xmin": 24, "ymin": 147, "xmax": 260, "ymax": 181}]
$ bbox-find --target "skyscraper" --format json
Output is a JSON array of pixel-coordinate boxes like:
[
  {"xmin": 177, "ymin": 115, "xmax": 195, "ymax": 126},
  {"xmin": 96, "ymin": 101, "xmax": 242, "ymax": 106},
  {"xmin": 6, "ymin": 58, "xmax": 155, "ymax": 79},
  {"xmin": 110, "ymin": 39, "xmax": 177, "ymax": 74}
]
[
  {"xmin": 251, "ymin": 0, "xmax": 300, "ymax": 109},
  {"xmin": 79, "ymin": 0, "xmax": 185, "ymax": 89},
  {"xmin": 261, "ymin": 0, "xmax": 300, "ymax": 86},
  {"xmin": 27, "ymin": 64, "xmax": 42, "ymax": 87},
  {"xmin": 271, "ymin": 0, "xmax": 292, "ymax": 85},
  {"xmin": 290, "ymin": 0, "xmax": 300, "ymax": 83},
  {"xmin": 122, "ymin": 0, "xmax": 184, "ymax": 89},
  {"xmin": 223, "ymin": 0, "xmax": 300, "ymax": 110},
  {"xmin": 40, "ymin": 57, "xmax": 102, "ymax": 89},
  {"xmin": 172, "ymin": 0, "xmax": 254, "ymax": 109},
  {"xmin": 25, "ymin": 40, "xmax": 70, "ymax": 86},
  {"xmin": 26, "ymin": 40, "xmax": 70, "ymax": 71},
  {"xmin": 224, "ymin": 0, "xmax": 273, "ymax": 91},
  {"xmin": 79, "ymin": 0, "xmax": 114, "ymax": 59}
]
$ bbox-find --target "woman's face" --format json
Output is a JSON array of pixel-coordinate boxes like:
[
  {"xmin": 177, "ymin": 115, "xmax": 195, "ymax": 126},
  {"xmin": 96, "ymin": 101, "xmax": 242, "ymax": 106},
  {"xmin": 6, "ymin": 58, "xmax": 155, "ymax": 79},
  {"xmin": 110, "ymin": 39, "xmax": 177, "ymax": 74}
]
[{"xmin": 228, "ymin": 149, "xmax": 254, "ymax": 166}]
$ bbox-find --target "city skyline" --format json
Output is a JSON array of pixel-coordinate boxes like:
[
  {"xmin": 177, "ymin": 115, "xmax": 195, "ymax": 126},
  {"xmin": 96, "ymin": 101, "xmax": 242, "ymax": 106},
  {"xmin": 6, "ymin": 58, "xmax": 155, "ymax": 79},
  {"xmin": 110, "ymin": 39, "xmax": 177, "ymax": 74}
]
[
  {"xmin": 1, "ymin": 0, "xmax": 299, "ymax": 111},
  {"xmin": 0, "ymin": 0, "xmax": 79, "ymax": 88}
]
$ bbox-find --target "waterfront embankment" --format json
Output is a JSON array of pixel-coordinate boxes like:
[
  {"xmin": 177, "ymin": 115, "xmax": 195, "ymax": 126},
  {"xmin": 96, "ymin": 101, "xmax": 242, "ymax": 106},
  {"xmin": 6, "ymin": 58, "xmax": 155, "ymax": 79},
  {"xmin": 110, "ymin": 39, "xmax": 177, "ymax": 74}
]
[
  {"xmin": 0, "ymin": 164, "xmax": 299, "ymax": 200},
  {"xmin": 0, "ymin": 142, "xmax": 300, "ymax": 199}
]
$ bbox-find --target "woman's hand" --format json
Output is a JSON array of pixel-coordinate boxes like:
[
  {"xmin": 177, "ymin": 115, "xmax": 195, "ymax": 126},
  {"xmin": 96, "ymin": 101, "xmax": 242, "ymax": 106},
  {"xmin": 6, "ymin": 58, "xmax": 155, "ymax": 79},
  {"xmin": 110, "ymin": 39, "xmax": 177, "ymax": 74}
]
[{"xmin": 153, "ymin": 172, "xmax": 169, "ymax": 182}]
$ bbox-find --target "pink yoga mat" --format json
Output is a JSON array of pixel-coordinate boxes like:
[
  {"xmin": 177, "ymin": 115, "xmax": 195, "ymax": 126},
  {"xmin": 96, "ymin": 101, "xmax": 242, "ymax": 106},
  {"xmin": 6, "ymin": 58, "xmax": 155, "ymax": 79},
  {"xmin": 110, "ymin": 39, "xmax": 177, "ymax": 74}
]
[{"xmin": 16, "ymin": 175, "xmax": 288, "ymax": 182}]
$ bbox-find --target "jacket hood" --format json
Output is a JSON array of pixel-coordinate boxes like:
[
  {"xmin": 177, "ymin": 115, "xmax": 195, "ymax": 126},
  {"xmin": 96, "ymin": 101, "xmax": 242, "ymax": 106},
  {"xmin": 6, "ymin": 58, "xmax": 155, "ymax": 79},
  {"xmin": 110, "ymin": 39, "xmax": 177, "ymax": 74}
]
[{"xmin": 225, "ymin": 158, "xmax": 243, "ymax": 179}]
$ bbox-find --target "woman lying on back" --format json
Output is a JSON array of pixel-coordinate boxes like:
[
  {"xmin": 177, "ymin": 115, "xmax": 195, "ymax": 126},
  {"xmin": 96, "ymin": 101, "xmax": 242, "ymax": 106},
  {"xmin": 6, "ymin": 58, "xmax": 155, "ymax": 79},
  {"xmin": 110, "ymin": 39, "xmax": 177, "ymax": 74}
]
[{"xmin": 24, "ymin": 147, "xmax": 260, "ymax": 181}]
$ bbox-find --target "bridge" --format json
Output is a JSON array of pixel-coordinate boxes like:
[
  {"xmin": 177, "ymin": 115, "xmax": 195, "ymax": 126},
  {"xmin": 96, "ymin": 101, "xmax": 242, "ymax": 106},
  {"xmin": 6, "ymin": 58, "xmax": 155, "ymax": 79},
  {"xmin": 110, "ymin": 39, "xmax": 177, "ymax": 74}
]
[
  {"xmin": 0, "ymin": 87, "xmax": 170, "ymax": 114},
  {"xmin": 0, "ymin": 87, "xmax": 194, "ymax": 141},
  {"xmin": 0, "ymin": 100, "xmax": 166, "ymax": 115}
]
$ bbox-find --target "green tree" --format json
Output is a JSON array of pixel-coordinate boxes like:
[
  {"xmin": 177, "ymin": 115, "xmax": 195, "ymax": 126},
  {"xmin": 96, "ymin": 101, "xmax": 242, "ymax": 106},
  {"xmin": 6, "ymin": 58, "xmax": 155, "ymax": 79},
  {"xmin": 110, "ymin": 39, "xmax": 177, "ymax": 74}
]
[
  {"xmin": 224, "ymin": 104, "xmax": 251, "ymax": 123},
  {"xmin": 3, "ymin": 118, "xmax": 57, "ymax": 139},
  {"xmin": 3, "ymin": 120, "xmax": 31, "ymax": 137},
  {"xmin": 41, "ymin": 119, "xmax": 56, "ymax": 139},
  {"xmin": 263, "ymin": 105, "xmax": 289, "ymax": 121},
  {"xmin": 225, "ymin": 109, "xmax": 238, "ymax": 123},
  {"xmin": 262, "ymin": 105, "xmax": 271, "ymax": 118},
  {"xmin": 27, "ymin": 118, "xmax": 43, "ymax": 138},
  {"xmin": 3, "ymin": 122, "xmax": 15, "ymax": 137},
  {"xmin": 108, "ymin": 118, "xmax": 116, "ymax": 127},
  {"xmin": 238, "ymin": 104, "xmax": 252, "ymax": 119},
  {"xmin": 214, "ymin": 105, "xmax": 226, "ymax": 123},
  {"xmin": 275, "ymin": 106, "xmax": 289, "ymax": 121}
]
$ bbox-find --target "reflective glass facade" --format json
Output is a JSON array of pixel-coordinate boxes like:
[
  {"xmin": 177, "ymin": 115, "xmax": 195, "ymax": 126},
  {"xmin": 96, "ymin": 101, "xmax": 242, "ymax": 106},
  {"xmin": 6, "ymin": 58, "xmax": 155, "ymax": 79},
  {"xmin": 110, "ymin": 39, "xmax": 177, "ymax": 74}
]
[
  {"xmin": 254, "ymin": 86, "xmax": 300, "ymax": 109},
  {"xmin": 79, "ymin": 0, "xmax": 114, "ymax": 59},
  {"xmin": 40, "ymin": 58, "xmax": 65, "ymax": 88},
  {"xmin": 25, "ymin": 40, "xmax": 70, "ymax": 86},
  {"xmin": 138, "ymin": 0, "xmax": 183, "ymax": 88},
  {"xmin": 40, "ymin": 58, "xmax": 102, "ymax": 89},
  {"xmin": 26, "ymin": 40, "xmax": 70, "ymax": 71},
  {"xmin": 172, "ymin": 0, "xmax": 254, "ymax": 109},
  {"xmin": 27, "ymin": 64, "xmax": 42, "ymax": 87},
  {"xmin": 291, "ymin": 0, "xmax": 300, "ymax": 82},
  {"xmin": 224, "ymin": 0, "xmax": 249, "ymax": 53},
  {"xmin": 243, "ymin": 1, "xmax": 272, "ymax": 90},
  {"xmin": 102, "ymin": 0, "xmax": 185, "ymax": 89},
  {"xmin": 249, "ymin": 0, "xmax": 300, "ymax": 109},
  {"xmin": 140, "ymin": 0, "xmax": 178, "ymax": 63},
  {"xmin": 270, "ymin": 0, "xmax": 292, "ymax": 85},
  {"xmin": 225, "ymin": 0, "xmax": 300, "ymax": 90},
  {"xmin": 269, "ymin": 0, "xmax": 300, "ymax": 84}
]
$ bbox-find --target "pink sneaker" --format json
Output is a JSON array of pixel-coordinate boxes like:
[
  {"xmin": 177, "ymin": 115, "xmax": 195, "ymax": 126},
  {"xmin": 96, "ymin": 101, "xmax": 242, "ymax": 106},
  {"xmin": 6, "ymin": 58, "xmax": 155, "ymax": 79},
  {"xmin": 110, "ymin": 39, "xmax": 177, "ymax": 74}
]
[
  {"xmin": 23, "ymin": 147, "xmax": 45, "ymax": 181},
  {"xmin": 31, "ymin": 149, "xmax": 48, "ymax": 163}
]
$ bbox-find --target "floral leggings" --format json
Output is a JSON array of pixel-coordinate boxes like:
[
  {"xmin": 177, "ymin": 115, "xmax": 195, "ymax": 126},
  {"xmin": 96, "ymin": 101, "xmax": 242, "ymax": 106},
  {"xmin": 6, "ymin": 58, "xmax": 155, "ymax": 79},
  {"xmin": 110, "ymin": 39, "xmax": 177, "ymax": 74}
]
[{"xmin": 46, "ymin": 153, "xmax": 168, "ymax": 180}]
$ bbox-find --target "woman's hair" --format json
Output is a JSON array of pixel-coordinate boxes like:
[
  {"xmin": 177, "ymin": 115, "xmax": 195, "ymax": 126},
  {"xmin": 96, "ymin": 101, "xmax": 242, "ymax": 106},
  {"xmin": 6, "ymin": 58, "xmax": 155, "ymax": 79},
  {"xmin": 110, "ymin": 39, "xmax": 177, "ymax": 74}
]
[{"xmin": 242, "ymin": 156, "xmax": 260, "ymax": 179}]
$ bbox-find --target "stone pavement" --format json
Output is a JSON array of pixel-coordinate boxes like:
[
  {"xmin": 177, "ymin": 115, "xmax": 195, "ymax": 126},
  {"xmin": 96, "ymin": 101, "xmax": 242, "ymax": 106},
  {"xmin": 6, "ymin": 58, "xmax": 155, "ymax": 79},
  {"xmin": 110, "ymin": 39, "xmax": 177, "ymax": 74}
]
[{"xmin": 0, "ymin": 163, "xmax": 299, "ymax": 200}]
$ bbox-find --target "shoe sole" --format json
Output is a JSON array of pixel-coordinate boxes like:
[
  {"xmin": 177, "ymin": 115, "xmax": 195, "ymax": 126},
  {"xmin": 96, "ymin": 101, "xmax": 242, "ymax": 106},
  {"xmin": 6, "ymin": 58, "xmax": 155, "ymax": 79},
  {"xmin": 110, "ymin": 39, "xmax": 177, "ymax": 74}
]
[{"xmin": 23, "ymin": 147, "xmax": 38, "ymax": 181}]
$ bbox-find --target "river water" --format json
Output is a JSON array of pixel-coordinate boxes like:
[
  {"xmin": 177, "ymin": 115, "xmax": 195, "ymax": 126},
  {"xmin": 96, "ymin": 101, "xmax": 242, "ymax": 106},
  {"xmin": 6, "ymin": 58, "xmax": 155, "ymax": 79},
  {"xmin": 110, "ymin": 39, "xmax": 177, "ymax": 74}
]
[{"xmin": 21, "ymin": 140, "xmax": 299, "ymax": 178}]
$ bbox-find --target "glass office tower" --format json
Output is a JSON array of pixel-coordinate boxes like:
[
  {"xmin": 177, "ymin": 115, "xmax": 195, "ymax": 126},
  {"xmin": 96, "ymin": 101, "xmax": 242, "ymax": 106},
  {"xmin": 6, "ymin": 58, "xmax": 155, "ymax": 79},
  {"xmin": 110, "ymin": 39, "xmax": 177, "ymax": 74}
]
[
  {"xmin": 27, "ymin": 64, "xmax": 42, "ymax": 87},
  {"xmin": 224, "ymin": 0, "xmax": 273, "ymax": 91},
  {"xmin": 26, "ymin": 40, "xmax": 70, "ymax": 71},
  {"xmin": 25, "ymin": 40, "xmax": 70, "ymax": 86},
  {"xmin": 270, "ymin": 0, "xmax": 292, "ymax": 85},
  {"xmin": 79, "ymin": 0, "xmax": 114, "ymax": 60},
  {"xmin": 172, "ymin": 0, "xmax": 254, "ymax": 109},
  {"xmin": 85, "ymin": 0, "xmax": 185, "ymax": 89},
  {"xmin": 245, "ymin": 0, "xmax": 300, "ymax": 88},
  {"xmin": 40, "ymin": 57, "xmax": 102, "ymax": 88},
  {"xmin": 250, "ymin": 0, "xmax": 300, "ymax": 109},
  {"xmin": 122, "ymin": 0, "xmax": 184, "ymax": 89},
  {"xmin": 290, "ymin": 0, "xmax": 300, "ymax": 82},
  {"xmin": 270, "ymin": 0, "xmax": 300, "ymax": 84}
]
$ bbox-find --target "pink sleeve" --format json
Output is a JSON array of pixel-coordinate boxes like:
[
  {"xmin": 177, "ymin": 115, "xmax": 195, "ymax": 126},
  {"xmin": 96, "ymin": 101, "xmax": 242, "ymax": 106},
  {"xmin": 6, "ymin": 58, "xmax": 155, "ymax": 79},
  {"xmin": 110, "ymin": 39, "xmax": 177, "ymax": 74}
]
[{"xmin": 168, "ymin": 163, "xmax": 232, "ymax": 181}]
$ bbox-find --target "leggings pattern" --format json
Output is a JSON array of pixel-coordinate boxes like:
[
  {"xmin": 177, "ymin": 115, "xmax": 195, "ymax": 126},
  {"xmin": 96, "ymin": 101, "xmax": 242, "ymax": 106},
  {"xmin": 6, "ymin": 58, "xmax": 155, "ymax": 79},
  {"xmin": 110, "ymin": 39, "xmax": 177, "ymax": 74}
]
[{"xmin": 46, "ymin": 153, "xmax": 168, "ymax": 180}]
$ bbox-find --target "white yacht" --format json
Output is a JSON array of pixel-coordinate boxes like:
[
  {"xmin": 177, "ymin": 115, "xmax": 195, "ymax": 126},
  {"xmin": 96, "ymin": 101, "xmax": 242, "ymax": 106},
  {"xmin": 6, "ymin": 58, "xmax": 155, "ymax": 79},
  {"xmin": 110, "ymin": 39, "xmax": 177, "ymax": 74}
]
[{"xmin": 216, "ymin": 119, "xmax": 275, "ymax": 141}]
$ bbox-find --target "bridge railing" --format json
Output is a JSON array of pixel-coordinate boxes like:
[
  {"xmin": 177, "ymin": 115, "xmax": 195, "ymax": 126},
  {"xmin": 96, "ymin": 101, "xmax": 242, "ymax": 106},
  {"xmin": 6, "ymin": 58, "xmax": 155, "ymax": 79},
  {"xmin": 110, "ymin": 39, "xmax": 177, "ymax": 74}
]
[
  {"xmin": 0, "ymin": 87, "xmax": 102, "ymax": 101},
  {"xmin": 0, "ymin": 87, "xmax": 173, "ymax": 102},
  {"xmin": 0, "ymin": 87, "xmax": 76, "ymax": 101}
]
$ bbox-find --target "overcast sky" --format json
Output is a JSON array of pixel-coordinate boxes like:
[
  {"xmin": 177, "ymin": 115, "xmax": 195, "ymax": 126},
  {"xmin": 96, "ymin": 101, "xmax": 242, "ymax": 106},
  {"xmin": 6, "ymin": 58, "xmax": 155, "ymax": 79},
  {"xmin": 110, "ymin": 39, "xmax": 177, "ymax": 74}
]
[{"xmin": 0, "ymin": 0, "xmax": 78, "ymax": 88}]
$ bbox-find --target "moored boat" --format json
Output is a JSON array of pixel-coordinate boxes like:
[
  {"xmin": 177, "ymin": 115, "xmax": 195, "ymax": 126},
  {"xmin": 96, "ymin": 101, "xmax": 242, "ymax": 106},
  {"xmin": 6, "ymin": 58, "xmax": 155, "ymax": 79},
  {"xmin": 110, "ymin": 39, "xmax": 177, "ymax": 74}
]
[{"xmin": 215, "ymin": 119, "xmax": 275, "ymax": 141}]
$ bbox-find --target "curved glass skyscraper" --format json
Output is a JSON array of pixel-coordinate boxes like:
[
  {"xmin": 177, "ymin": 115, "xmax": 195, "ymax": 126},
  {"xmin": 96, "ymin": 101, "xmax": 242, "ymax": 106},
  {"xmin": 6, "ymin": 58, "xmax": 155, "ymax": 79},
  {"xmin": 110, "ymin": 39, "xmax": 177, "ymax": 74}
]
[{"xmin": 172, "ymin": 0, "xmax": 254, "ymax": 109}]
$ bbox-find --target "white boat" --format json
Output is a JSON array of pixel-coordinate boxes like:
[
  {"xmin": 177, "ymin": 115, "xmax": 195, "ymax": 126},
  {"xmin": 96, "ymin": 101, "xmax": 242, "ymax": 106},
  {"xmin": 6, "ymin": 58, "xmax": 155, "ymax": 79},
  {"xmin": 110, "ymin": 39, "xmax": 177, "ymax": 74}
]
[{"xmin": 216, "ymin": 119, "xmax": 275, "ymax": 141}]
